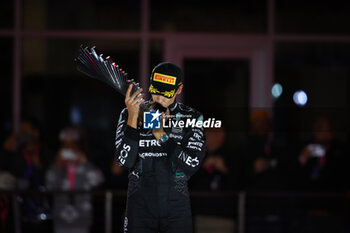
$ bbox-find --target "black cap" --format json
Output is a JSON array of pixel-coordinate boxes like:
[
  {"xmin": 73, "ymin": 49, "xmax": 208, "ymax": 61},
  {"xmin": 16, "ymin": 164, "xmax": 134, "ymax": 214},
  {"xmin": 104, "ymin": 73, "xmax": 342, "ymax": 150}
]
[{"xmin": 149, "ymin": 62, "xmax": 182, "ymax": 98}]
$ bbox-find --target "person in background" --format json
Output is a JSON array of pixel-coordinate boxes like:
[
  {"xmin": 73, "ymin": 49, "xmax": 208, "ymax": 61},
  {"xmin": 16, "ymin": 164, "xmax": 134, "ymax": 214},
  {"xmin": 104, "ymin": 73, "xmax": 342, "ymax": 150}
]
[
  {"xmin": 296, "ymin": 115, "xmax": 347, "ymax": 192},
  {"xmin": 189, "ymin": 127, "xmax": 236, "ymax": 233},
  {"xmin": 0, "ymin": 172, "xmax": 15, "ymax": 233},
  {"xmin": 289, "ymin": 116, "xmax": 348, "ymax": 233},
  {"xmin": 237, "ymin": 110, "xmax": 282, "ymax": 190},
  {"xmin": 108, "ymin": 162, "xmax": 129, "ymax": 233},
  {"xmin": 0, "ymin": 118, "xmax": 52, "ymax": 232},
  {"xmin": 1, "ymin": 118, "xmax": 50, "ymax": 190},
  {"xmin": 237, "ymin": 110, "xmax": 284, "ymax": 233},
  {"xmin": 46, "ymin": 127, "xmax": 104, "ymax": 233},
  {"xmin": 190, "ymin": 127, "xmax": 231, "ymax": 191}
]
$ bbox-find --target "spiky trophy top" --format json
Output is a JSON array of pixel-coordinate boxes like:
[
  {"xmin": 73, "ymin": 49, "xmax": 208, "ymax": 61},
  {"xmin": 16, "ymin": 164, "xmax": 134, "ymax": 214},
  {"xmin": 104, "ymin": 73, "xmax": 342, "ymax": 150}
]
[
  {"xmin": 74, "ymin": 45, "xmax": 141, "ymax": 96},
  {"xmin": 75, "ymin": 45, "xmax": 168, "ymax": 115}
]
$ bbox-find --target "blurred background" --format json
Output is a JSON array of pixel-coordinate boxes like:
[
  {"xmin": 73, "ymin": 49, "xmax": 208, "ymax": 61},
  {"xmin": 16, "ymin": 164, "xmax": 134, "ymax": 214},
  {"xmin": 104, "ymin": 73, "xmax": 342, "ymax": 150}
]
[{"xmin": 0, "ymin": 0, "xmax": 350, "ymax": 232}]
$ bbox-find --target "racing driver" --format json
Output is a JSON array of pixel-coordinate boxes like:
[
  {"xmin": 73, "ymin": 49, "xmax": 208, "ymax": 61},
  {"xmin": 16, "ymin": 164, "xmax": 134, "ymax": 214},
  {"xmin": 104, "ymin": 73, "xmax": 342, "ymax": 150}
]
[{"xmin": 115, "ymin": 62, "xmax": 206, "ymax": 233}]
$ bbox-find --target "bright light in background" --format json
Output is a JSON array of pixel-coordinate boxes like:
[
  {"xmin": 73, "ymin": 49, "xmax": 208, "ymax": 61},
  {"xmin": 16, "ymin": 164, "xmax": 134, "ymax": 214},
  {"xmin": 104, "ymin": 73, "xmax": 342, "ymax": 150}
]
[
  {"xmin": 271, "ymin": 83, "xmax": 283, "ymax": 99},
  {"xmin": 39, "ymin": 213, "xmax": 47, "ymax": 220},
  {"xmin": 293, "ymin": 90, "xmax": 308, "ymax": 106}
]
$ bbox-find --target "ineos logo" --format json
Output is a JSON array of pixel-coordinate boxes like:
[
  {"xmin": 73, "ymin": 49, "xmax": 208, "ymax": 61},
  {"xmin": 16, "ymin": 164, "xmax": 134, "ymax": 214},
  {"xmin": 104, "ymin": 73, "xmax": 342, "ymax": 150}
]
[
  {"xmin": 119, "ymin": 144, "xmax": 131, "ymax": 165},
  {"xmin": 178, "ymin": 151, "xmax": 200, "ymax": 168}
]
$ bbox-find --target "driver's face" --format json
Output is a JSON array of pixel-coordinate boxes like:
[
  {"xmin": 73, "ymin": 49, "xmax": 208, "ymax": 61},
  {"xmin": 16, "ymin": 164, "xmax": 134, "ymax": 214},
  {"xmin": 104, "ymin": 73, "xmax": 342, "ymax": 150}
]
[{"xmin": 151, "ymin": 94, "xmax": 176, "ymax": 108}]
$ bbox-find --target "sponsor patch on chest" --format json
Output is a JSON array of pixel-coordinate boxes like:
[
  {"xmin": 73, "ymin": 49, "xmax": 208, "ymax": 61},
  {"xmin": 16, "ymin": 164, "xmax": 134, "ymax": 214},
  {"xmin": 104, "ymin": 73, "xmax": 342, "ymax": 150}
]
[
  {"xmin": 139, "ymin": 139, "xmax": 161, "ymax": 147},
  {"xmin": 139, "ymin": 152, "xmax": 167, "ymax": 159}
]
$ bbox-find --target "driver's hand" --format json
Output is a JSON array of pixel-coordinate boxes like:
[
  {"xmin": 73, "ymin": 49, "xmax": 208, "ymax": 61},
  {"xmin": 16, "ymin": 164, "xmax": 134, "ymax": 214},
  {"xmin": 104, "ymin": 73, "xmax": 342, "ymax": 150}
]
[{"xmin": 125, "ymin": 84, "xmax": 144, "ymax": 128}]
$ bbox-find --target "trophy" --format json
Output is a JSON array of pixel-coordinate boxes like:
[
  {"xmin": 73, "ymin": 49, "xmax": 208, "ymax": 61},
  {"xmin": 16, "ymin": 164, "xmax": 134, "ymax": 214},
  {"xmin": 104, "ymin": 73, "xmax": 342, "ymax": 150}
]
[
  {"xmin": 74, "ymin": 45, "xmax": 140, "ymax": 96},
  {"xmin": 74, "ymin": 45, "xmax": 166, "ymax": 114}
]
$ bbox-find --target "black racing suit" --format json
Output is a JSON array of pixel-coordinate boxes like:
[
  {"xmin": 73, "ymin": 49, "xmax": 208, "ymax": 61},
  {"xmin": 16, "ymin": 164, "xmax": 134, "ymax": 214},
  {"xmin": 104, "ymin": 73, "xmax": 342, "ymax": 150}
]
[{"xmin": 115, "ymin": 101, "xmax": 206, "ymax": 233}]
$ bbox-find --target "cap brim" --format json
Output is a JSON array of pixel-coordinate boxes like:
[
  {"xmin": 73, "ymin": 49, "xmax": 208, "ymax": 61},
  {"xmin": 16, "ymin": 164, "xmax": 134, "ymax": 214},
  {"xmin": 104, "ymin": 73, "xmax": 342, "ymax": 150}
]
[{"xmin": 149, "ymin": 84, "xmax": 176, "ymax": 98}]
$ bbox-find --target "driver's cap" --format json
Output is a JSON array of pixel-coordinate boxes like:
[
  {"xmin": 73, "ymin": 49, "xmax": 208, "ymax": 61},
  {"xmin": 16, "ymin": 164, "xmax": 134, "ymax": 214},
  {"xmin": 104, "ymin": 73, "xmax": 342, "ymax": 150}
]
[{"xmin": 149, "ymin": 62, "xmax": 182, "ymax": 98}]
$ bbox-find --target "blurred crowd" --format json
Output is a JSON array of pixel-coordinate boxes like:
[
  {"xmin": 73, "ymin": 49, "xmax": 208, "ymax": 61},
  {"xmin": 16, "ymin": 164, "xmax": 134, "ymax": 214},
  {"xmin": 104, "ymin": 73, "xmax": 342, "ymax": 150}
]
[
  {"xmin": 191, "ymin": 111, "xmax": 349, "ymax": 193},
  {"xmin": 0, "ymin": 111, "xmax": 349, "ymax": 232},
  {"xmin": 0, "ymin": 121, "xmax": 105, "ymax": 233}
]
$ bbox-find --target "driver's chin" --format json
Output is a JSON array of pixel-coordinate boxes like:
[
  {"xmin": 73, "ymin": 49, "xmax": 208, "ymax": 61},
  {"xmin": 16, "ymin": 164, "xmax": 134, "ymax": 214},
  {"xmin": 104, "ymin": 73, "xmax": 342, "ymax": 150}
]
[
  {"xmin": 152, "ymin": 96, "xmax": 168, "ymax": 108},
  {"xmin": 155, "ymin": 100, "xmax": 168, "ymax": 108}
]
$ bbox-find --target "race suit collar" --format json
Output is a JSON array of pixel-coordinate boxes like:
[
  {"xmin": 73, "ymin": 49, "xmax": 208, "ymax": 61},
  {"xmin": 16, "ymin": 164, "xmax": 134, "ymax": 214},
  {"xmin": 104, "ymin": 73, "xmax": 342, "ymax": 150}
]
[{"xmin": 168, "ymin": 101, "xmax": 178, "ymax": 112}]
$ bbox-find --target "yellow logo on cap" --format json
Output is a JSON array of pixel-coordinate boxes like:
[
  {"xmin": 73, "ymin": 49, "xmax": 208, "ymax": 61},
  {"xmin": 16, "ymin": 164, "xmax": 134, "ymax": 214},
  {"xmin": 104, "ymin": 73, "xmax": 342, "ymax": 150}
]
[
  {"xmin": 149, "ymin": 84, "xmax": 160, "ymax": 94},
  {"xmin": 153, "ymin": 73, "xmax": 176, "ymax": 85},
  {"xmin": 161, "ymin": 89, "xmax": 175, "ymax": 98}
]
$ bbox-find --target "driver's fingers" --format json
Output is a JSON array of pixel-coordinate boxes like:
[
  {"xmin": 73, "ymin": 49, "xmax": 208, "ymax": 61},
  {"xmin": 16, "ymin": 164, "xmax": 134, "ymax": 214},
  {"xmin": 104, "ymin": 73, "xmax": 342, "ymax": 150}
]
[
  {"xmin": 125, "ymin": 84, "xmax": 133, "ymax": 100},
  {"xmin": 135, "ymin": 97, "xmax": 145, "ymax": 106},
  {"xmin": 131, "ymin": 93, "xmax": 144, "ymax": 105},
  {"xmin": 130, "ymin": 88, "xmax": 143, "ymax": 101}
]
